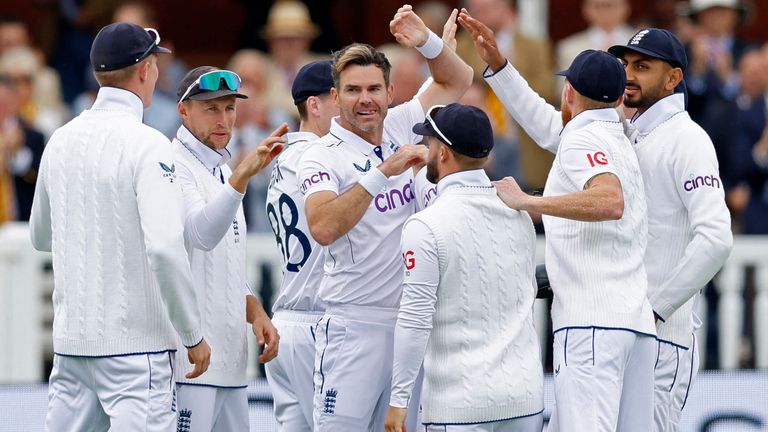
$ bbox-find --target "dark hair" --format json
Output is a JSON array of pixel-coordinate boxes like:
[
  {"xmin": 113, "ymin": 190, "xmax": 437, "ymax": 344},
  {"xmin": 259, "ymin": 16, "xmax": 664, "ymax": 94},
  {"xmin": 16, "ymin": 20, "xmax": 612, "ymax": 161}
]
[{"xmin": 331, "ymin": 43, "xmax": 392, "ymax": 88}]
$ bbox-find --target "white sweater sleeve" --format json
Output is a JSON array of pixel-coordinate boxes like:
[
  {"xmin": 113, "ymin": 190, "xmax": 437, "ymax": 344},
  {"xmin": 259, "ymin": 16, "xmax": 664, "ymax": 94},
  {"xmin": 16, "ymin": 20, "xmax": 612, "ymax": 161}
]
[
  {"xmin": 391, "ymin": 219, "xmax": 439, "ymax": 408},
  {"xmin": 648, "ymin": 132, "xmax": 734, "ymax": 319},
  {"xmin": 29, "ymin": 146, "xmax": 52, "ymax": 252},
  {"xmin": 134, "ymin": 139, "xmax": 203, "ymax": 347},
  {"xmin": 175, "ymin": 162, "xmax": 245, "ymax": 251},
  {"xmin": 483, "ymin": 61, "xmax": 563, "ymax": 154}
]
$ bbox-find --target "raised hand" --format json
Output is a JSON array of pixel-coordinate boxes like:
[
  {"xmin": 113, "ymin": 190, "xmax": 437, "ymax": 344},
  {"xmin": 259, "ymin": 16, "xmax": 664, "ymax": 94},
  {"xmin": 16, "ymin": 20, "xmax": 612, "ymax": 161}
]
[
  {"xmin": 493, "ymin": 176, "xmax": 530, "ymax": 211},
  {"xmin": 390, "ymin": 4, "xmax": 429, "ymax": 48},
  {"xmin": 457, "ymin": 8, "xmax": 506, "ymax": 72},
  {"xmin": 229, "ymin": 123, "xmax": 289, "ymax": 193},
  {"xmin": 442, "ymin": 8, "xmax": 459, "ymax": 51},
  {"xmin": 378, "ymin": 144, "xmax": 427, "ymax": 177}
]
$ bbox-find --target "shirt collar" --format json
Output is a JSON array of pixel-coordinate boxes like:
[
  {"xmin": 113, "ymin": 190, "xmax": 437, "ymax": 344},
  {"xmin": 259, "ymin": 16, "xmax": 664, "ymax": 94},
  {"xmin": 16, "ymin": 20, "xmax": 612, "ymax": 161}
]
[
  {"xmin": 286, "ymin": 131, "xmax": 319, "ymax": 146},
  {"xmin": 175, "ymin": 124, "xmax": 231, "ymax": 169},
  {"xmin": 561, "ymin": 108, "xmax": 620, "ymax": 136},
  {"xmin": 631, "ymin": 93, "xmax": 685, "ymax": 136},
  {"xmin": 329, "ymin": 116, "xmax": 382, "ymax": 158},
  {"xmin": 436, "ymin": 169, "xmax": 493, "ymax": 195},
  {"xmin": 90, "ymin": 87, "xmax": 144, "ymax": 121}
]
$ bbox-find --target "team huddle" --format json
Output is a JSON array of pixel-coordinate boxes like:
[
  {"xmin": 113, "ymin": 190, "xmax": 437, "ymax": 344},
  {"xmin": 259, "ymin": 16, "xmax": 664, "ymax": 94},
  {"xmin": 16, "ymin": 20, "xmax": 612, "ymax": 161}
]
[{"xmin": 28, "ymin": 4, "xmax": 732, "ymax": 432}]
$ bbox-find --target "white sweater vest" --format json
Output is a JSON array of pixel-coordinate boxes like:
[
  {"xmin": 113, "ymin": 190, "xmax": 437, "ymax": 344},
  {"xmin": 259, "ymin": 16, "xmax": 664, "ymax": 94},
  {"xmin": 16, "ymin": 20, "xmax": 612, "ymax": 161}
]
[
  {"xmin": 408, "ymin": 186, "xmax": 544, "ymax": 423},
  {"xmin": 174, "ymin": 144, "xmax": 248, "ymax": 387}
]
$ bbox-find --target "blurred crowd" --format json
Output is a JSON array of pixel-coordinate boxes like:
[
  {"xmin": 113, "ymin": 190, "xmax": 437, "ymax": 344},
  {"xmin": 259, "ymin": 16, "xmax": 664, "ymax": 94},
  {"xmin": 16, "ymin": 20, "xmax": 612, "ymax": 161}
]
[{"xmin": 0, "ymin": 0, "xmax": 766, "ymax": 238}]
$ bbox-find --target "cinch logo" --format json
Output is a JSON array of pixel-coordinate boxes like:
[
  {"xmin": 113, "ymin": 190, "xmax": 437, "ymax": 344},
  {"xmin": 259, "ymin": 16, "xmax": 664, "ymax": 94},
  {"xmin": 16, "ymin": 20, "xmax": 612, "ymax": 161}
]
[
  {"xmin": 374, "ymin": 180, "xmax": 414, "ymax": 212},
  {"xmin": 683, "ymin": 174, "xmax": 721, "ymax": 192},
  {"xmin": 403, "ymin": 250, "xmax": 415, "ymax": 270},
  {"xmin": 587, "ymin": 151, "xmax": 608, "ymax": 167},
  {"xmin": 423, "ymin": 186, "xmax": 437, "ymax": 208},
  {"xmin": 300, "ymin": 171, "xmax": 331, "ymax": 193}
]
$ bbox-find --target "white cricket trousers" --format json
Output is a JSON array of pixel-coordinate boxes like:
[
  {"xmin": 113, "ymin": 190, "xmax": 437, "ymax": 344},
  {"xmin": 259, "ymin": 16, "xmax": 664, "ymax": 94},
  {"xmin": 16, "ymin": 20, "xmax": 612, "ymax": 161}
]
[
  {"xmin": 653, "ymin": 333, "xmax": 699, "ymax": 432},
  {"xmin": 175, "ymin": 384, "xmax": 249, "ymax": 431},
  {"xmin": 548, "ymin": 328, "xmax": 655, "ymax": 432},
  {"xmin": 422, "ymin": 413, "xmax": 544, "ymax": 432},
  {"xmin": 265, "ymin": 310, "xmax": 324, "ymax": 432},
  {"xmin": 313, "ymin": 304, "xmax": 398, "ymax": 432},
  {"xmin": 46, "ymin": 351, "xmax": 177, "ymax": 432}
]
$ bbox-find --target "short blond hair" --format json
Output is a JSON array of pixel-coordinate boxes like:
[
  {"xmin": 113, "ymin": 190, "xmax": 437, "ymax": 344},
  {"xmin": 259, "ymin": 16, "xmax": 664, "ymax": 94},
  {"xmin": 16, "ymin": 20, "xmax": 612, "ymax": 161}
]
[
  {"xmin": 93, "ymin": 55, "xmax": 152, "ymax": 87},
  {"xmin": 332, "ymin": 43, "xmax": 391, "ymax": 88}
]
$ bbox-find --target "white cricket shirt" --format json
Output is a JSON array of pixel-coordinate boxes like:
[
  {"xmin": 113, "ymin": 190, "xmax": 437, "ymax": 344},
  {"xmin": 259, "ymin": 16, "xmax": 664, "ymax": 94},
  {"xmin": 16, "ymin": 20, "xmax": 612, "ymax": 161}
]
[
  {"xmin": 267, "ymin": 131, "xmax": 326, "ymax": 313},
  {"xmin": 298, "ymin": 99, "xmax": 426, "ymax": 308}
]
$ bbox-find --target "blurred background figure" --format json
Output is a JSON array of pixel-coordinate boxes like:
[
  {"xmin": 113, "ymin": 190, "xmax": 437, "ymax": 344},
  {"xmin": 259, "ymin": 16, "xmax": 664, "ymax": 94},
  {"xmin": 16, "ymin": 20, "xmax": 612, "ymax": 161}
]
[
  {"xmin": 556, "ymin": 0, "xmax": 635, "ymax": 93},
  {"xmin": 0, "ymin": 75, "xmax": 45, "ymax": 222},
  {"xmin": 227, "ymin": 49, "xmax": 293, "ymax": 232},
  {"xmin": 261, "ymin": 0, "xmax": 324, "ymax": 119},
  {"xmin": 456, "ymin": 0, "xmax": 554, "ymax": 191},
  {"xmin": 415, "ymin": 1, "xmax": 453, "ymax": 34},
  {"xmin": 730, "ymin": 46, "xmax": 768, "ymax": 235},
  {"xmin": 685, "ymin": 0, "xmax": 755, "ymax": 189}
]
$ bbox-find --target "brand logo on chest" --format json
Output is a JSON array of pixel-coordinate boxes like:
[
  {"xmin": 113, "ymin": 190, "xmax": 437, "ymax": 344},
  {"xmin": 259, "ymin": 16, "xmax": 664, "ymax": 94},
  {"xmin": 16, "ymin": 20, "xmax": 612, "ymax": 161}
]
[{"xmin": 374, "ymin": 179, "xmax": 414, "ymax": 213}]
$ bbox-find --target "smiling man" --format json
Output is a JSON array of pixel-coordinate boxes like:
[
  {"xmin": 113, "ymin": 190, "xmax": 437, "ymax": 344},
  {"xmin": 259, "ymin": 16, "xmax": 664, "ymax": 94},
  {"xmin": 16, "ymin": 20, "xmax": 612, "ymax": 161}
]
[
  {"xmin": 297, "ymin": 5, "xmax": 472, "ymax": 431},
  {"xmin": 172, "ymin": 66, "xmax": 284, "ymax": 431}
]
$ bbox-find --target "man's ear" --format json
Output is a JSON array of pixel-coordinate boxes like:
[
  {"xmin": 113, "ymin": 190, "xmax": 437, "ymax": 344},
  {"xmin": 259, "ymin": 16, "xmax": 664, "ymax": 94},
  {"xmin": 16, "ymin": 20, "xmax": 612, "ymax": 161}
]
[
  {"xmin": 331, "ymin": 87, "xmax": 339, "ymax": 107},
  {"xmin": 177, "ymin": 101, "xmax": 186, "ymax": 117},
  {"xmin": 307, "ymin": 96, "xmax": 319, "ymax": 117},
  {"xmin": 138, "ymin": 59, "xmax": 150, "ymax": 82},
  {"xmin": 666, "ymin": 67, "xmax": 684, "ymax": 92}
]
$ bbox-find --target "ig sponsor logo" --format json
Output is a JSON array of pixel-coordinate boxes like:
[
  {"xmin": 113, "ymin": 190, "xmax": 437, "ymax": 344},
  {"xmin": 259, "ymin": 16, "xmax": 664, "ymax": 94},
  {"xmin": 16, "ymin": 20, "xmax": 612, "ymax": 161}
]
[
  {"xmin": 300, "ymin": 171, "xmax": 331, "ymax": 193},
  {"xmin": 683, "ymin": 174, "xmax": 721, "ymax": 192},
  {"xmin": 403, "ymin": 250, "xmax": 415, "ymax": 272},
  {"xmin": 374, "ymin": 179, "xmax": 414, "ymax": 212},
  {"xmin": 586, "ymin": 151, "xmax": 608, "ymax": 167}
]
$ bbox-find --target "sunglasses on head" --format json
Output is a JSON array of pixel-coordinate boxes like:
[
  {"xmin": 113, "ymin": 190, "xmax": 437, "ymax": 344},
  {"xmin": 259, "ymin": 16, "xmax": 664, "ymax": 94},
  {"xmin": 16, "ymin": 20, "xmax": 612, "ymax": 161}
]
[
  {"xmin": 179, "ymin": 70, "xmax": 243, "ymax": 102},
  {"xmin": 135, "ymin": 28, "xmax": 160, "ymax": 64},
  {"xmin": 425, "ymin": 104, "xmax": 452, "ymax": 146}
]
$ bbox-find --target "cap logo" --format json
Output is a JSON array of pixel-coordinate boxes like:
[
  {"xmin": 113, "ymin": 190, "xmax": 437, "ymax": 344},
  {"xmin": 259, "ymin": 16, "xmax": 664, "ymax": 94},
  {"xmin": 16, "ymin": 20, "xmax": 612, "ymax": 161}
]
[{"xmin": 630, "ymin": 29, "xmax": 650, "ymax": 45}]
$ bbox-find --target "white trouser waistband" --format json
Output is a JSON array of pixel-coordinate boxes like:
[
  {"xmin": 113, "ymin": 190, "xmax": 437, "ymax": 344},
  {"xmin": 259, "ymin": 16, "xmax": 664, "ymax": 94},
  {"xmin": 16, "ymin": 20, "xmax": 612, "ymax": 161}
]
[
  {"xmin": 325, "ymin": 303, "xmax": 398, "ymax": 324},
  {"xmin": 273, "ymin": 310, "xmax": 325, "ymax": 324}
]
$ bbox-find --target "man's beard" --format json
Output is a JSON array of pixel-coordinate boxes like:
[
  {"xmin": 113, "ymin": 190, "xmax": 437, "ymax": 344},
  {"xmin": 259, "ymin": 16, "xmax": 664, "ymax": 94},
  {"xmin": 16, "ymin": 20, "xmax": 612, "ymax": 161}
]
[
  {"xmin": 426, "ymin": 157, "xmax": 440, "ymax": 184},
  {"xmin": 623, "ymin": 82, "xmax": 663, "ymax": 111},
  {"xmin": 561, "ymin": 100, "xmax": 572, "ymax": 127}
]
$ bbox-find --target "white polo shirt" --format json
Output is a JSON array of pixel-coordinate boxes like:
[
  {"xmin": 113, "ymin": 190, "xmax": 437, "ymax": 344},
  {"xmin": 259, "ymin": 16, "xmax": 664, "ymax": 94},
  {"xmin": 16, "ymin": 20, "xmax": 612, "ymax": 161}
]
[
  {"xmin": 267, "ymin": 131, "xmax": 326, "ymax": 313},
  {"xmin": 298, "ymin": 99, "xmax": 426, "ymax": 309}
]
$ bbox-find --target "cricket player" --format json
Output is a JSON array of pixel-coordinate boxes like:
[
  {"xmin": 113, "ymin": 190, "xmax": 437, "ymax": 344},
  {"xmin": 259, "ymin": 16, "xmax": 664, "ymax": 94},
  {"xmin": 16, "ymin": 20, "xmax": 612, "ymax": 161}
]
[
  {"xmin": 172, "ymin": 66, "xmax": 282, "ymax": 431},
  {"xmin": 385, "ymin": 103, "xmax": 544, "ymax": 432},
  {"xmin": 29, "ymin": 23, "xmax": 210, "ymax": 431},
  {"xmin": 608, "ymin": 29, "xmax": 733, "ymax": 431},
  {"xmin": 298, "ymin": 5, "xmax": 472, "ymax": 431},
  {"xmin": 460, "ymin": 11, "xmax": 656, "ymax": 431},
  {"xmin": 265, "ymin": 59, "xmax": 338, "ymax": 432}
]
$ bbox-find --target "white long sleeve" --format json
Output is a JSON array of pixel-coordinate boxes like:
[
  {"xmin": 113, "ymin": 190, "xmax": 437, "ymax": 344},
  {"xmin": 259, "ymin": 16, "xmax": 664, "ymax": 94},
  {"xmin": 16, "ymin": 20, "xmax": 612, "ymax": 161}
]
[
  {"xmin": 390, "ymin": 219, "xmax": 439, "ymax": 408},
  {"xmin": 29, "ymin": 144, "xmax": 52, "ymax": 251},
  {"xmin": 483, "ymin": 61, "xmax": 563, "ymax": 153}
]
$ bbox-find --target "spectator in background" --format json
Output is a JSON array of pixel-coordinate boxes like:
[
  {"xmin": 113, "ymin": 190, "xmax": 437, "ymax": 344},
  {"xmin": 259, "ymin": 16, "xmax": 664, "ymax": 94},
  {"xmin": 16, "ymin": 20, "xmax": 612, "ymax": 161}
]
[
  {"xmin": 0, "ymin": 15, "xmax": 68, "ymax": 132},
  {"xmin": 556, "ymin": 0, "xmax": 635, "ymax": 94},
  {"xmin": 731, "ymin": 47, "xmax": 768, "ymax": 234},
  {"xmin": 456, "ymin": 0, "xmax": 554, "ymax": 190},
  {"xmin": 415, "ymin": 1, "xmax": 453, "ymax": 35},
  {"xmin": 227, "ymin": 49, "xmax": 293, "ymax": 232},
  {"xmin": 0, "ymin": 75, "xmax": 45, "ymax": 222},
  {"xmin": 685, "ymin": 0, "xmax": 755, "ymax": 188},
  {"xmin": 261, "ymin": 0, "xmax": 324, "ymax": 118},
  {"xmin": 0, "ymin": 47, "xmax": 66, "ymax": 139}
]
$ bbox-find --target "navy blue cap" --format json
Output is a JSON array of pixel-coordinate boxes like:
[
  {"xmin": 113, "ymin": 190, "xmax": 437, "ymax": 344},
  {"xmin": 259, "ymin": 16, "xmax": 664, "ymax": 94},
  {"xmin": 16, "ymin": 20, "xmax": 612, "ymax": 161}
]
[
  {"xmin": 608, "ymin": 28, "xmax": 688, "ymax": 72},
  {"xmin": 90, "ymin": 23, "xmax": 171, "ymax": 72},
  {"xmin": 292, "ymin": 60, "xmax": 334, "ymax": 104},
  {"xmin": 412, "ymin": 103, "xmax": 493, "ymax": 159},
  {"xmin": 556, "ymin": 49, "xmax": 626, "ymax": 103}
]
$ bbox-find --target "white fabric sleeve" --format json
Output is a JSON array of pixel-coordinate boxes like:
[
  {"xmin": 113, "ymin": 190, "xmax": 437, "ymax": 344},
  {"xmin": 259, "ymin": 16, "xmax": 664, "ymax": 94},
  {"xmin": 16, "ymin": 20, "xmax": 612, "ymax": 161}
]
[
  {"xmin": 648, "ymin": 133, "xmax": 733, "ymax": 319},
  {"xmin": 175, "ymin": 161, "xmax": 244, "ymax": 251},
  {"xmin": 558, "ymin": 132, "xmax": 619, "ymax": 190},
  {"xmin": 483, "ymin": 61, "xmax": 563, "ymax": 153},
  {"xmin": 390, "ymin": 218, "xmax": 439, "ymax": 408},
  {"xmin": 297, "ymin": 146, "xmax": 342, "ymax": 199},
  {"xmin": 384, "ymin": 98, "xmax": 427, "ymax": 148},
  {"xmin": 412, "ymin": 166, "xmax": 437, "ymax": 212},
  {"xmin": 133, "ymin": 137, "xmax": 202, "ymax": 347},
  {"xmin": 29, "ymin": 146, "xmax": 52, "ymax": 251}
]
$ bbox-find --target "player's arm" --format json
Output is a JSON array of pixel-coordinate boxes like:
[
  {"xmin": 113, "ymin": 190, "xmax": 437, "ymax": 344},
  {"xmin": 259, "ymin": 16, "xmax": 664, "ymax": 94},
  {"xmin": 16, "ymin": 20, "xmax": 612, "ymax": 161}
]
[
  {"xmin": 458, "ymin": 9, "xmax": 562, "ymax": 153},
  {"xmin": 134, "ymin": 136, "xmax": 210, "ymax": 378},
  {"xmin": 246, "ymin": 292, "xmax": 280, "ymax": 363},
  {"xmin": 303, "ymin": 145, "xmax": 426, "ymax": 246},
  {"xmin": 29, "ymin": 148, "xmax": 52, "ymax": 251},
  {"xmin": 179, "ymin": 125, "xmax": 287, "ymax": 251},
  {"xmin": 390, "ymin": 5, "xmax": 473, "ymax": 111},
  {"xmin": 648, "ymin": 135, "xmax": 733, "ymax": 320},
  {"xmin": 386, "ymin": 219, "xmax": 440, "ymax": 432}
]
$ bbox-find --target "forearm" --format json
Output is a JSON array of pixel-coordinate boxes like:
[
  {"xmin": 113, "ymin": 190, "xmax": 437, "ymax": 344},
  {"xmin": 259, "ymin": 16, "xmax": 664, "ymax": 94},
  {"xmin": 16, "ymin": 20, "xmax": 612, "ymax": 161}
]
[
  {"xmin": 184, "ymin": 184, "xmax": 244, "ymax": 251},
  {"xmin": 246, "ymin": 294, "xmax": 268, "ymax": 324},
  {"xmin": 228, "ymin": 165, "xmax": 252, "ymax": 194},
  {"xmin": 307, "ymin": 184, "xmax": 374, "ymax": 245},
  {"xmin": 423, "ymin": 43, "xmax": 473, "ymax": 102},
  {"xmin": 520, "ymin": 186, "xmax": 623, "ymax": 222}
]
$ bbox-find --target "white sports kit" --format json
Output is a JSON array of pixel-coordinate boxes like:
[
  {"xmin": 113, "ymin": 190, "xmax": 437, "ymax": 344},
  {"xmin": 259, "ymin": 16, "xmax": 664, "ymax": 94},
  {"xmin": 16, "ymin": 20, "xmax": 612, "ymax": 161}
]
[
  {"xmin": 172, "ymin": 125, "xmax": 252, "ymax": 431},
  {"xmin": 265, "ymin": 131, "xmax": 327, "ymax": 432},
  {"xmin": 298, "ymin": 98, "xmax": 429, "ymax": 431},
  {"xmin": 485, "ymin": 62, "xmax": 656, "ymax": 431}
]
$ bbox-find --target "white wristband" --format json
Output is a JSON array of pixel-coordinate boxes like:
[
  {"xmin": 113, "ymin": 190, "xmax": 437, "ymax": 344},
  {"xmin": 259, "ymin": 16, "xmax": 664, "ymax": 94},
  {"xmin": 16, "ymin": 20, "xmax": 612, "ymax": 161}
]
[
  {"xmin": 358, "ymin": 168, "xmax": 388, "ymax": 196},
  {"xmin": 415, "ymin": 30, "xmax": 443, "ymax": 60}
]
